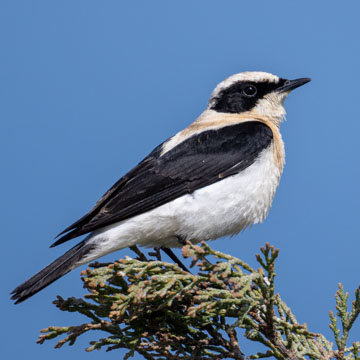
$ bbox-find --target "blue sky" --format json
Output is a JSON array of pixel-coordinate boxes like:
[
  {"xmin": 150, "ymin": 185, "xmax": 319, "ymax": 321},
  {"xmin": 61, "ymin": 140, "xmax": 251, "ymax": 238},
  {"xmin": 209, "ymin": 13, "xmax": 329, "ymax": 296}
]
[{"xmin": 1, "ymin": 1, "xmax": 360, "ymax": 358}]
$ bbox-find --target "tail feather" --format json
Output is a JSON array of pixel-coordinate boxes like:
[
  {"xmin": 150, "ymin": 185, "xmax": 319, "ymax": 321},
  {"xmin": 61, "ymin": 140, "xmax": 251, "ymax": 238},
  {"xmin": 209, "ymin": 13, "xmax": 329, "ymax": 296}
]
[{"xmin": 11, "ymin": 241, "xmax": 95, "ymax": 304}]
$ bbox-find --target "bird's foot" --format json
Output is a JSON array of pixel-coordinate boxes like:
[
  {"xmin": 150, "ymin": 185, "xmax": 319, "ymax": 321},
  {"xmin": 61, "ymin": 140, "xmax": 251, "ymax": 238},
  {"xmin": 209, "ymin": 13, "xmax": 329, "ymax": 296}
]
[
  {"xmin": 148, "ymin": 247, "xmax": 162, "ymax": 261},
  {"xmin": 148, "ymin": 247, "xmax": 190, "ymax": 273}
]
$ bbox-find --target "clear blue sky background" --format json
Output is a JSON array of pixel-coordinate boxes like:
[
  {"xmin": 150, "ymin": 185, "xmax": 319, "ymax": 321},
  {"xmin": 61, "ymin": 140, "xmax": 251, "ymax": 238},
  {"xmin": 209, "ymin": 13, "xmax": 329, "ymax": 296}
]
[{"xmin": 1, "ymin": 1, "xmax": 360, "ymax": 359}]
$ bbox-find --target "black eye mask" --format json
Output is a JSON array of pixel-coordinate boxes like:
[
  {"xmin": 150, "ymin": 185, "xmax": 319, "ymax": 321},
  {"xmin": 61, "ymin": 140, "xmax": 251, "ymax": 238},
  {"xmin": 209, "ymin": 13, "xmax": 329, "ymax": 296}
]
[{"xmin": 210, "ymin": 79, "xmax": 286, "ymax": 114}]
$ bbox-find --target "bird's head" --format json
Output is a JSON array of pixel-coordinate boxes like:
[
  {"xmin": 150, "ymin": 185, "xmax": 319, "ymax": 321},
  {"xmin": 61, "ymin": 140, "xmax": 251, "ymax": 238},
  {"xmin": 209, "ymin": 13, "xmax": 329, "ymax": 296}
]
[{"xmin": 208, "ymin": 71, "xmax": 311, "ymax": 126}]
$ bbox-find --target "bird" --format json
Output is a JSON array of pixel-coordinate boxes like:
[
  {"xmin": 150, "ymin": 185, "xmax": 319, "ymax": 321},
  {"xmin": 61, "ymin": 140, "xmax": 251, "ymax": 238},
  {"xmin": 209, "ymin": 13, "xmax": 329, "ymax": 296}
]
[{"xmin": 11, "ymin": 71, "xmax": 310, "ymax": 304}]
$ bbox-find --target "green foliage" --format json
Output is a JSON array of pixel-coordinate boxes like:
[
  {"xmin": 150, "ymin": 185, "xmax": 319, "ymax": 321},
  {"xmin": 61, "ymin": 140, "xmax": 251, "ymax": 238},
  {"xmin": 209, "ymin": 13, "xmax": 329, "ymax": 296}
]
[{"xmin": 37, "ymin": 242, "xmax": 360, "ymax": 359}]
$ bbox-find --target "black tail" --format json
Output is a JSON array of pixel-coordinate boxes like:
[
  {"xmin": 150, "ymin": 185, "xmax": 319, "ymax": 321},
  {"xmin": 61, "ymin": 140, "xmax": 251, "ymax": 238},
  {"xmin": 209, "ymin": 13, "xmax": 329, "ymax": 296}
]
[{"xmin": 11, "ymin": 240, "xmax": 95, "ymax": 304}]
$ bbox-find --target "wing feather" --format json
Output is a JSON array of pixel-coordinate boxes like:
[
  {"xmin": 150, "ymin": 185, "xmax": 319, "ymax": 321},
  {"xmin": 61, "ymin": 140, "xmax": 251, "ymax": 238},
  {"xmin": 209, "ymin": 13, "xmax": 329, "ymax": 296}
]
[{"xmin": 52, "ymin": 121, "xmax": 273, "ymax": 247}]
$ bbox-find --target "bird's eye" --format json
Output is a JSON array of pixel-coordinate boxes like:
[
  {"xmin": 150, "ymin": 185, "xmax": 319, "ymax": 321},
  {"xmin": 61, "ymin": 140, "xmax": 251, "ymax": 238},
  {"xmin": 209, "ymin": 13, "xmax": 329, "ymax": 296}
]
[{"xmin": 242, "ymin": 85, "xmax": 257, "ymax": 97}]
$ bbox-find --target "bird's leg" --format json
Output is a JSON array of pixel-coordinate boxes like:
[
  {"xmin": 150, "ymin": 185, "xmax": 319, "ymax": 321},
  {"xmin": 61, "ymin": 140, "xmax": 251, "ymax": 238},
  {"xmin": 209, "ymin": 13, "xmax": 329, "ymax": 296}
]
[
  {"xmin": 160, "ymin": 247, "xmax": 190, "ymax": 273},
  {"xmin": 130, "ymin": 245, "xmax": 148, "ymax": 261},
  {"xmin": 148, "ymin": 247, "xmax": 162, "ymax": 261}
]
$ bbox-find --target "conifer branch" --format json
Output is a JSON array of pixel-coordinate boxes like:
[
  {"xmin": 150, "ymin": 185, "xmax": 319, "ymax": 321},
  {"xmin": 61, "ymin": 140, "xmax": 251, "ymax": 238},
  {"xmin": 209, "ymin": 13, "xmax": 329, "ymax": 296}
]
[{"xmin": 37, "ymin": 242, "xmax": 360, "ymax": 359}]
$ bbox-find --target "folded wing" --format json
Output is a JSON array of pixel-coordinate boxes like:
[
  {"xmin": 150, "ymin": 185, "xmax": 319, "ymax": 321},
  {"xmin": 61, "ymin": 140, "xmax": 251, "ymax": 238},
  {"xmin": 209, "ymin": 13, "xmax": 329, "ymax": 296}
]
[{"xmin": 53, "ymin": 121, "xmax": 273, "ymax": 246}]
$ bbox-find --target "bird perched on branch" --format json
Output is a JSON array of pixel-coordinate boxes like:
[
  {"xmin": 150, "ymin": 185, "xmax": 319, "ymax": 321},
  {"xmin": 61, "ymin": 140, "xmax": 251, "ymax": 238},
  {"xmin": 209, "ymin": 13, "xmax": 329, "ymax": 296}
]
[{"xmin": 11, "ymin": 71, "xmax": 310, "ymax": 303}]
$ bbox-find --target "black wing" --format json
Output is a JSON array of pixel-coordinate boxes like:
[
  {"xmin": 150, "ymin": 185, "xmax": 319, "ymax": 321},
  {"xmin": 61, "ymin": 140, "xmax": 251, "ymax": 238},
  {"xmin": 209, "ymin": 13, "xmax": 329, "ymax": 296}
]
[{"xmin": 52, "ymin": 121, "xmax": 273, "ymax": 247}]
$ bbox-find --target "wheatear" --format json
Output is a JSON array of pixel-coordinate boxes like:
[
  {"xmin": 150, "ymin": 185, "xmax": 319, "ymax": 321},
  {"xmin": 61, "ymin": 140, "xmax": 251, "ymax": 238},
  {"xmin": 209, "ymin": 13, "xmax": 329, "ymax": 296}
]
[{"xmin": 11, "ymin": 71, "xmax": 310, "ymax": 303}]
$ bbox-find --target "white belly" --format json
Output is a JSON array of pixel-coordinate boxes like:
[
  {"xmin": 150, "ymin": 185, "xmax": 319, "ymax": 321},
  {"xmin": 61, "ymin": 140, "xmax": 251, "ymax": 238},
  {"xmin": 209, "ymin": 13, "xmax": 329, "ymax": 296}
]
[{"xmin": 82, "ymin": 146, "xmax": 282, "ymax": 263}]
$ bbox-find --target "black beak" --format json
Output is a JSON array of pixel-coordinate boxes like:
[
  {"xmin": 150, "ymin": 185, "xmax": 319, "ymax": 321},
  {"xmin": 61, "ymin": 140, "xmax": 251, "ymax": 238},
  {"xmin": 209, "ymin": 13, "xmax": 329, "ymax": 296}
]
[{"xmin": 278, "ymin": 77, "xmax": 311, "ymax": 93}]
